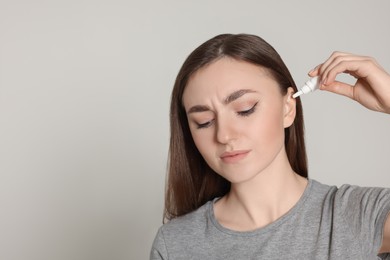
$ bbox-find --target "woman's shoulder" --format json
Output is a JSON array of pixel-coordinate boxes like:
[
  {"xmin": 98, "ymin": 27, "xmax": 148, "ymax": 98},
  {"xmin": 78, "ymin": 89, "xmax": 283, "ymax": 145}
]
[
  {"xmin": 310, "ymin": 179, "xmax": 390, "ymax": 212},
  {"xmin": 311, "ymin": 179, "xmax": 390, "ymax": 197},
  {"xmin": 151, "ymin": 200, "xmax": 216, "ymax": 257},
  {"xmin": 159, "ymin": 199, "xmax": 214, "ymax": 235}
]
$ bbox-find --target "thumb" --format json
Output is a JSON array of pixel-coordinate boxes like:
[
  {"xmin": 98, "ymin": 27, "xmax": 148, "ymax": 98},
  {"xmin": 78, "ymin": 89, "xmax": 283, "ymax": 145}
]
[{"xmin": 321, "ymin": 81, "xmax": 354, "ymax": 100}]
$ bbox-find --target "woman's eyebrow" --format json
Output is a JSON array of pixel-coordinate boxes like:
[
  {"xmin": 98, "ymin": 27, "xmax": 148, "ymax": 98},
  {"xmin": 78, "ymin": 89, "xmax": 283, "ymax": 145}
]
[
  {"xmin": 187, "ymin": 89, "xmax": 257, "ymax": 114},
  {"xmin": 187, "ymin": 105, "xmax": 209, "ymax": 114},
  {"xmin": 224, "ymin": 89, "xmax": 257, "ymax": 104}
]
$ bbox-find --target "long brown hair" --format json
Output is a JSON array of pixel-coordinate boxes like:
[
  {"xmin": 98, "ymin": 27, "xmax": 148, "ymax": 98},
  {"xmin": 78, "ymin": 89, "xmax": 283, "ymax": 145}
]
[{"xmin": 165, "ymin": 33, "xmax": 307, "ymax": 221}]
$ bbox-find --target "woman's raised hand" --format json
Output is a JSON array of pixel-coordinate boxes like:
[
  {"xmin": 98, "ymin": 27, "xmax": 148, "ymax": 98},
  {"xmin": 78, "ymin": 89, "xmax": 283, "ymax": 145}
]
[{"xmin": 309, "ymin": 52, "xmax": 390, "ymax": 114}]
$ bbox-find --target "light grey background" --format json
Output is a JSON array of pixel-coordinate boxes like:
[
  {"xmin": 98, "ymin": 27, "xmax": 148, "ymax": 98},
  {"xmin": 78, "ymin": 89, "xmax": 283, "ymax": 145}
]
[{"xmin": 0, "ymin": 0, "xmax": 389, "ymax": 259}]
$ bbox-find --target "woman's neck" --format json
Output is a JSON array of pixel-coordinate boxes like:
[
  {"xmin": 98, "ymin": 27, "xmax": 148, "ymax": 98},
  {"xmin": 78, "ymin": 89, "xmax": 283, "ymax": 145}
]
[{"xmin": 214, "ymin": 151, "xmax": 308, "ymax": 231}]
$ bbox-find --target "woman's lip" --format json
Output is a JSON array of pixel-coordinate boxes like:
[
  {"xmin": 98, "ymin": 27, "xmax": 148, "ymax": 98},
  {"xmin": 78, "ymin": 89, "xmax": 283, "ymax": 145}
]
[{"xmin": 220, "ymin": 150, "xmax": 251, "ymax": 163}]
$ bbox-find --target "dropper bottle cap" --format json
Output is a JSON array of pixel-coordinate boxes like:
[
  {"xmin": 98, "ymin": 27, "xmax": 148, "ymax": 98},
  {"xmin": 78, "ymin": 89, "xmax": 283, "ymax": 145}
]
[{"xmin": 293, "ymin": 76, "xmax": 320, "ymax": 98}]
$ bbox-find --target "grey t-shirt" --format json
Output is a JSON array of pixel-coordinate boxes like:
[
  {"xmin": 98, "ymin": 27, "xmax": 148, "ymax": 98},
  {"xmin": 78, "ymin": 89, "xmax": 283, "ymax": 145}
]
[{"xmin": 150, "ymin": 179, "xmax": 390, "ymax": 259}]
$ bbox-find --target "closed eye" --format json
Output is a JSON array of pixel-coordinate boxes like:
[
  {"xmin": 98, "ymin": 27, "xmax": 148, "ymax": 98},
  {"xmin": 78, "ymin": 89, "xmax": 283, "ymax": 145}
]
[
  {"xmin": 196, "ymin": 119, "xmax": 214, "ymax": 129},
  {"xmin": 237, "ymin": 102, "xmax": 258, "ymax": 117}
]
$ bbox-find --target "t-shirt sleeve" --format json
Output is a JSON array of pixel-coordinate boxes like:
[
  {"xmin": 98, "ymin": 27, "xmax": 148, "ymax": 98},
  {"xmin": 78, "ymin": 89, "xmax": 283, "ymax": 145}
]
[
  {"xmin": 150, "ymin": 227, "xmax": 168, "ymax": 260},
  {"xmin": 335, "ymin": 184, "xmax": 390, "ymax": 257}
]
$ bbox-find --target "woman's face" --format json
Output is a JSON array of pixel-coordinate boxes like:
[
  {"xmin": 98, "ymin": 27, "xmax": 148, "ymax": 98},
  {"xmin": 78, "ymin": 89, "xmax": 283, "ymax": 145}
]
[{"xmin": 182, "ymin": 58, "xmax": 296, "ymax": 184}]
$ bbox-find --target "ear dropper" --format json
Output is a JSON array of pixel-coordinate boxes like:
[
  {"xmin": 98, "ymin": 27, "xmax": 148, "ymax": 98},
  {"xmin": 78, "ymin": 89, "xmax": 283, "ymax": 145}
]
[{"xmin": 292, "ymin": 76, "xmax": 320, "ymax": 98}]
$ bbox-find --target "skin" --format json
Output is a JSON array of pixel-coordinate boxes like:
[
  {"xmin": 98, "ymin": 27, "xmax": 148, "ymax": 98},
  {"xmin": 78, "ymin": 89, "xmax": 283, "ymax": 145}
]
[
  {"xmin": 309, "ymin": 51, "xmax": 390, "ymax": 253},
  {"xmin": 382, "ymin": 218, "xmax": 390, "ymax": 253},
  {"xmin": 182, "ymin": 57, "xmax": 307, "ymax": 231}
]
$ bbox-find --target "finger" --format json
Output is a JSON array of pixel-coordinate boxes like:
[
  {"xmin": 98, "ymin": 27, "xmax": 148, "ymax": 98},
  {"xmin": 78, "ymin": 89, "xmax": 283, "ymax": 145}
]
[
  {"xmin": 318, "ymin": 51, "xmax": 351, "ymax": 75},
  {"xmin": 323, "ymin": 59, "xmax": 372, "ymax": 86},
  {"xmin": 320, "ymin": 80, "xmax": 354, "ymax": 100},
  {"xmin": 321, "ymin": 55, "xmax": 371, "ymax": 85},
  {"xmin": 308, "ymin": 65, "xmax": 321, "ymax": 76},
  {"xmin": 309, "ymin": 52, "xmax": 375, "ymax": 83},
  {"xmin": 308, "ymin": 52, "xmax": 351, "ymax": 81}
]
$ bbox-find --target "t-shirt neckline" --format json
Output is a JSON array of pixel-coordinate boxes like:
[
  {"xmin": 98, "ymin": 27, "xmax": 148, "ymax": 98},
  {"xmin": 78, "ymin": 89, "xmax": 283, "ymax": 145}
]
[{"xmin": 208, "ymin": 179, "xmax": 314, "ymax": 236}]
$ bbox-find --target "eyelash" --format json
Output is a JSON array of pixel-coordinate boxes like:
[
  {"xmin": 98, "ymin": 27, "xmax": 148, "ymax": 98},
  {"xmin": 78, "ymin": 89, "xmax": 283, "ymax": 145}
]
[
  {"xmin": 196, "ymin": 102, "xmax": 258, "ymax": 129},
  {"xmin": 196, "ymin": 120, "xmax": 214, "ymax": 129},
  {"xmin": 237, "ymin": 102, "xmax": 258, "ymax": 117}
]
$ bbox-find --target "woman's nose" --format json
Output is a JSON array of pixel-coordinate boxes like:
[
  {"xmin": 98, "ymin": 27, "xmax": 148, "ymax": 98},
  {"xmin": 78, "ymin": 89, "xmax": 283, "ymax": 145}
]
[{"xmin": 216, "ymin": 117, "xmax": 236, "ymax": 144}]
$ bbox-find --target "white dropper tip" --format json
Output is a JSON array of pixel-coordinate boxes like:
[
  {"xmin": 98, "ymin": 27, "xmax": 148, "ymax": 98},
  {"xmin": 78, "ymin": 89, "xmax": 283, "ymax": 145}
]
[
  {"xmin": 293, "ymin": 76, "xmax": 320, "ymax": 99},
  {"xmin": 292, "ymin": 90, "xmax": 303, "ymax": 98}
]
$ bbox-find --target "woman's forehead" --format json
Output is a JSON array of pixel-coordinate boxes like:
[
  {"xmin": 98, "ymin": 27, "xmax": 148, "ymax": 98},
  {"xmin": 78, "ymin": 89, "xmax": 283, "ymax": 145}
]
[{"xmin": 182, "ymin": 58, "xmax": 277, "ymax": 105}]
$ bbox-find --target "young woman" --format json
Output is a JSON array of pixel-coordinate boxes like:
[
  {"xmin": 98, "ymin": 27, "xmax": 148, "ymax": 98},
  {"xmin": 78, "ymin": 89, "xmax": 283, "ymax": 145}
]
[{"xmin": 150, "ymin": 33, "xmax": 390, "ymax": 259}]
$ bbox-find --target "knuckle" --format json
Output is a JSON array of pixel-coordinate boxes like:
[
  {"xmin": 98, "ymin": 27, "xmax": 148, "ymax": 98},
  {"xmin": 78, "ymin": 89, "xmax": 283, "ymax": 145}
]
[
  {"xmin": 331, "ymin": 51, "xmax": 342, "ymax": 58},
  {"xmin": 334, "ymin": 55, "xmax": 345, "ymax": 64}
]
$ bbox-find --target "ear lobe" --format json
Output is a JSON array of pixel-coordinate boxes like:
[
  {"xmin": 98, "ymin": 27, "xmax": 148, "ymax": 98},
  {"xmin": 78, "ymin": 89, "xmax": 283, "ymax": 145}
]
[{"xmin": 283, "ymin": 87, "xmax": 296, "ymax": 128}]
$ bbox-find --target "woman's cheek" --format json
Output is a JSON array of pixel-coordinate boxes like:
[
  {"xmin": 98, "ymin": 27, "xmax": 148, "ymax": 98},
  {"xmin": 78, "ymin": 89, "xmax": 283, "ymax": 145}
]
[{"xmin": 192, "ymin": 131, "xmax": 212, "ymax": 157}]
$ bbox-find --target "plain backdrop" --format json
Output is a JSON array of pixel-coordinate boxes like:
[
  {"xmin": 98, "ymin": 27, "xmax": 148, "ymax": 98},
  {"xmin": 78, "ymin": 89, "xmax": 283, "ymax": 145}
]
[{"xmin": 0, "ymin": 0, "xmax": 389, "ymax": 259}]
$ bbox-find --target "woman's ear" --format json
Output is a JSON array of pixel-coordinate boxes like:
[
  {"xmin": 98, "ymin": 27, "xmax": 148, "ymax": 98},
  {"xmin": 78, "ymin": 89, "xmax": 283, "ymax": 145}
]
[{"xmin": 283, "ymin": 87, "xmax": 297, "ymax": 128}]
